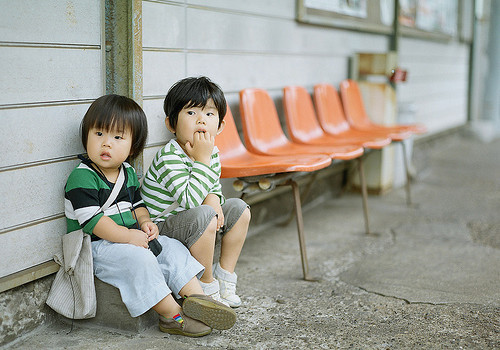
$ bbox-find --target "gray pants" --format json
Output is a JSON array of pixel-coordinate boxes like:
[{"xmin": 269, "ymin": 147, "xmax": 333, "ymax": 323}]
[{"xmin": 158, "ymin": 198, "xmax": 248, "ymax": 249}]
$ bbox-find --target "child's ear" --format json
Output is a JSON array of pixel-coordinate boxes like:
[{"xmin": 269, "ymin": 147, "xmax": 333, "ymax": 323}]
[
  {"xmin": 165, "ymin": 117, "xmax": 176, "ymax": 134},
  {"xmin": 216, "ymin": 120, "xmax": 226, "ymax": 135},
  {"xmin": 127, "ymin": 148, "xmax": 136, "ymax": 161}
]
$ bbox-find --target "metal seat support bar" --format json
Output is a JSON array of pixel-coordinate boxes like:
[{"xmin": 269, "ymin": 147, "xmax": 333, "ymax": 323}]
[
  {"xmin": 289, "ymin": 179, "xmax": 315, "ymax": 281},
  {"xmin": 400, "ymin": 141, "xmax": 412, "ymax": 206},
  {"xmin": 357, "ymin": 157, "xmax": 370, "ymax": 234}
]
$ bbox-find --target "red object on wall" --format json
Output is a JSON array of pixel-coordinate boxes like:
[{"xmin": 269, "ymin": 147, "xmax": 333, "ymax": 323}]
[{"xmin": 390, "ymin": 68, "xmax": 407, "ymax": 83}]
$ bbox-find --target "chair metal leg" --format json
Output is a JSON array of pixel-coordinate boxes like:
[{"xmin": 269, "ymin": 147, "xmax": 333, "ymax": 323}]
[
  {"xmin": 280, "ymin": 172, "xmax": 318, "ymax": 227},
  {"xmin": 289, "ymin": 180, "xmax": 315, "ymax": 281},
  {"xmin": 400, "ymin": 141, "xmax": 412, "ymax": 206},
  {"xmin": 357, "ymin": 157, "xmax": 370, "ymax": 234}
]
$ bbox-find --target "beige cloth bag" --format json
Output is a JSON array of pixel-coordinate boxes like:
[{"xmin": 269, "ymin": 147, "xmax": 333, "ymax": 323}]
[
  {"xmin": 46, "ymin": 229, "xmax": 96, "ymax": 319},
  {"xmin": 46, "ymin": 165, "xmax": 125, "ymax": 319}
]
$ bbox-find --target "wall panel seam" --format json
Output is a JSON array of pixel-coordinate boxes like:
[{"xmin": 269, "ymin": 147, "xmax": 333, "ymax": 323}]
[
  {"xmin": 142, "ymin": 0, "xmax": 292, "ymax": 21},
  {"xmin": 143, "ymin": 95, "xmax": 166, "ymax": 100},
  {"xmin": 143, "ymin": 87, "xmax": 287, "ymax": 100},
  {"xmin": 0, "ymin": 155, "xmax": 79, "ymax": 173},
  {"xmin": 0, "ymin": 213, "xmax": 65, "ymax": 235},
  {"xmin": 186, "ymin": 4, "xmax": 291, "ymax": 21},
  {"xmin": 143, "ymin": 47, "xmax": 347, "ymax": 58},
  {"xmin": 0, "ymin": 41, "xmax": 100, "ymax": 49},
  {"xmin": 145, "ymin": 141, "xmax": 169, "ymax": 149},
  {"xmin": 143, "ymin": 0, "xmax": 184, "ymax": 7},
  {"xmin": 0, "ymin": 99, "xmax": 96, "ymax": 110}
]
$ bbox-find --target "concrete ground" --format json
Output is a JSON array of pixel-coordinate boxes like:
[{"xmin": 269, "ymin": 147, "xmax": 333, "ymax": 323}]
[{"xmin": 4, "ymin": 134, "xmax": 499, "ymax": 349}]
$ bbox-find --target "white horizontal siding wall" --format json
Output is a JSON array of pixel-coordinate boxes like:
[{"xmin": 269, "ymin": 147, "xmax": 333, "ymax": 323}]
[
  {"xmin": 398, "ymin": 38, "xmax": 469, "ymax": 135},
  {"xmin": 0, "ymin": 0, "xmax": 104, "ymax": 278},
  {"xmin": 141, "ymin": 0, "xmax": 389, "ymax": 169}
]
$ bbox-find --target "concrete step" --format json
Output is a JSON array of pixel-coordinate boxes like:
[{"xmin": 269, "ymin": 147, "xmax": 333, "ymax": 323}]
[{"xmin": 60, "ymin": 278, "xmax": 158, "ymax": 333}]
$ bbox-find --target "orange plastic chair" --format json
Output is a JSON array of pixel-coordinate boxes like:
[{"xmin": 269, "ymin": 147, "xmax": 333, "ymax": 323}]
[
  {"xmin": 282, "ymin": 85, "xmax": 381, "ymax": 234},
  {"xmin": 216, "ymin": 105, "xmax": 331, "ymax": 178},
  {"xmin": 239, "ymin": 88, "xmax": 364, "ymax": 161},
  {"xmin": 238, "ymin": 90, "xmax": 365, "ymax": 279},
  {"xmin": 339, "ymin": 79, "xmax": 424, "ymax": 205},
  {"xmin": 339, "ymin": 79, "xmax": 427, "ymax": 136},
  {"xmin": 313, "ymin": 83, "xmax": 392, "ymax": 149},
  {"xmin": 215, "ymin": 105, "xmax": 331, "ymax": 280}
]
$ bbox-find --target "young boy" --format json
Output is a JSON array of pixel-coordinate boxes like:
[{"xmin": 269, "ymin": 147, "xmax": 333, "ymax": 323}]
[{"xmin": 141, "ymin": 77, "xmax": 250, "ymax": 307}]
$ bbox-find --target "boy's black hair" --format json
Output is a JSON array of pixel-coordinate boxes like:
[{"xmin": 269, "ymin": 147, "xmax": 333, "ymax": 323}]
[
  {"xmin": 164, "ymin": 76, "xmax": 227, "ymax": 130},
  {"xmin": 81, "ymin": 94, "xmax": 148, "ymax": 160}
]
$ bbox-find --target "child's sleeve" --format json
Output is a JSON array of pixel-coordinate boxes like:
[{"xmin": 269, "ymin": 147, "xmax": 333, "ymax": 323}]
[
  {"xmin": 64, "ymin": 169, "xmax": 104, "ymax": 235},
  {"xmin": 153, "ymin": 148, "xmax": 220, "ymax": 209},
  {"xmin": 208, "ymin": 151, "xmax": 225, "ymax": 204}
]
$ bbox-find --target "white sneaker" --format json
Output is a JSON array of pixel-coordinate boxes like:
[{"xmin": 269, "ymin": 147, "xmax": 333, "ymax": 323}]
[
  {"xmin": 199, "ymin": 279, "xmax": 229, "ymax": 307},
  {"xmin": 213, "ymin": 263, "xmax": 242, "ymax": 308},
  {"xmin": 218, "ymin": 278, "xmax": 241, "ymax": 308}
]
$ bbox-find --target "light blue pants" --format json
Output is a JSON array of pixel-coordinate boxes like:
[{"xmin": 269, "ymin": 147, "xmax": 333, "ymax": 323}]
[{"xmin": 91, "ymin": 235, "xmax": 204, "ymax": 317}]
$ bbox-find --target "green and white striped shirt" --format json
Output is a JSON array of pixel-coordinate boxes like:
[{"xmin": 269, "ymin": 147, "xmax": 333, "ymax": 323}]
[
  {"xmin": 141, "ymin": 139, "xmax": 224, "ymax": 221},
  {"xmin": 65, "ymin": 161, "xmax": 145, "ymax": 237}
]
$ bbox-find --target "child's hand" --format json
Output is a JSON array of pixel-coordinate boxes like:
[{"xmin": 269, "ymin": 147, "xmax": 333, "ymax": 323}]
[
  {"xmin": 141, "ymin": 221, "xmax": 159, "ymax": 241},
  {"xmin": 185, "ymin": 131, "xmax": 215, "ymax": 165},
  {"xmin": 203, "ymin": 194, "xmax": 224, "ymax": 230},
  {"xmin": 214, "ymin": 203, "xmax": 224, "ymax": 231},
  {"xmin": 127, "ymin": 228, "xmax": 150, "ymax": 248}
]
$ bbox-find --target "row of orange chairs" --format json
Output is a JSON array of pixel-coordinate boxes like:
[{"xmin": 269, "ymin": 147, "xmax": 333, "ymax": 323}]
[{"xmin": 216, "ymin": 79, "xmax": 426, "ymax": 280}]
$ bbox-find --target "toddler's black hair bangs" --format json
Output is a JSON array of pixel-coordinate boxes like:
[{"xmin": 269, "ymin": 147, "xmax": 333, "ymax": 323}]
[
  {"xmin": 81, "ymin": 94, "xmax": 148, "ymax": 160},
  {"xmin": 164, "ymin": 76, "xmax": 227, "ymax": 130},
  {"xmin": 89, "ymin": 108, "xmax": 127, "ymax": 135}
]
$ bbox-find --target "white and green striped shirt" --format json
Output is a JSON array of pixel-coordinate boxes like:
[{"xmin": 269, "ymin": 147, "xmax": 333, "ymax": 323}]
[
  {"xmin": 141, "ymin": 139, "xmax": 224, "ymax": 221},
  {"xmin": 65, "ymin": 161, "xmax": 144, "ymax": 237}
]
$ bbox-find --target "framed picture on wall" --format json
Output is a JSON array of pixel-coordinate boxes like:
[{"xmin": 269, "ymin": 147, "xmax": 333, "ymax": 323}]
[
  {"xmin": 399, "ymin": 0, "xmax": 459, "ymax": 41},
  {"xmin": 297, "ymin": 0, "xmax": 393, "ymax": 34},
  {"xmin": 297, "ymin": 0, "xmax": 463, "ymax": 42}
]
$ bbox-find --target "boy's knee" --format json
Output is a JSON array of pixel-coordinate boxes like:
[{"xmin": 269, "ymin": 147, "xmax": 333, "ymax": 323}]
[
  {"xmin": 197, "ymin": 204, "xmax": 217, "ymax": 233},
  {"xmin": 196, "ymin": 217, "xmax": 217, "ymax": 247},
  {"xmin": 205, "ymin": 216, "xmax": 218, "ymax": 235},
  {"xmin": 223, "ymin": 198, "xmax": 249, "ymax": 218},
  {"xmin": 240, "ymin": 207, "xmax": 251, "ymax": 224},
  {"xmin": 199, "ymin": 204, "xmax": 216, "ymax": 215}
]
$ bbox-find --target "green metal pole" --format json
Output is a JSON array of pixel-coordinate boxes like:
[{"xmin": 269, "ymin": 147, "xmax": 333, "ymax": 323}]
[{"xmin": 390, "ymin": 0, "xmax": 400, "ymax": 90}]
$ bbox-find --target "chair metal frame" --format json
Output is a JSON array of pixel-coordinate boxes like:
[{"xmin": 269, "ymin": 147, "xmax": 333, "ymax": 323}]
[
  {"xmin": 216, "ymin": 105, "xmax": 331, "ymax": 280},
  {"xmin": 238, "ymin": 89, "xmax": 370, "ymax": 279},
  {"xmin": 339, "ymin": 79, "xmax": 427, "ymax": 205},
  {"xmin": 282, "ymin": 85, "xmax": 379, "ymax": 234}
]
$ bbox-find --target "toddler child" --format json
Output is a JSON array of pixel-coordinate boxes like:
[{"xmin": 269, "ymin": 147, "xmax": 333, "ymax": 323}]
[
  {"xmin": 64, "ymin": 94, "xmax": 235, "ymax": 337},
  {"xmin": 141, "ymin": 77, "xmax": 250, "ymax": 307}
]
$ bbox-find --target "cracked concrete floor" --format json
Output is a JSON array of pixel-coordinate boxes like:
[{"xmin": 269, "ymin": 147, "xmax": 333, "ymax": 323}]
[{"xmin": 5, "ymin": 134, "xmax": 500, "ymax": 349}]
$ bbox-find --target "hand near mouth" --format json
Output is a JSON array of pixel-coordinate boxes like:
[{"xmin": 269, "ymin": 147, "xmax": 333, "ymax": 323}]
[{"xmin": 184, "ymin": 130, "xmax": 215, "ymax": 165}]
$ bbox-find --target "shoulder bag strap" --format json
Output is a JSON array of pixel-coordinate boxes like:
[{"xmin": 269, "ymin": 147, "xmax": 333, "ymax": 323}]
[{"xmin": 100, "ymin": 165, "xmax": 125, "ymax": 212}]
